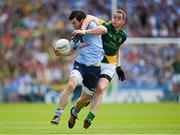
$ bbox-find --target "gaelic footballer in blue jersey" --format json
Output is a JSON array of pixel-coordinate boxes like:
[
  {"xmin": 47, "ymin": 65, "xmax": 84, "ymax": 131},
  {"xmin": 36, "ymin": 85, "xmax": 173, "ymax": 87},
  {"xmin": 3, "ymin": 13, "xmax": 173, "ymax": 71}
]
[{"xmin": 51, "ymin": 10, "xmax": 107, "ymax": 128}]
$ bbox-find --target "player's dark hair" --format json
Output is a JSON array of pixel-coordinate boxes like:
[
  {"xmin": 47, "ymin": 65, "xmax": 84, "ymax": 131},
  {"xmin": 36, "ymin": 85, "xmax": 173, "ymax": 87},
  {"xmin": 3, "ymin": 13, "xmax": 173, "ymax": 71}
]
[{"xmin": 69, "ymin": 10, "xmax": 86, "ymax": 22}]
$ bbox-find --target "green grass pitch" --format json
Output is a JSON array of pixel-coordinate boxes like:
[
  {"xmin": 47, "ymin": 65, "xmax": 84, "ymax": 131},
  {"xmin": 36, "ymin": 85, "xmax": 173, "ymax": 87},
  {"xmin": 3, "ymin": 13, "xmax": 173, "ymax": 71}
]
[{"xmin": 0, "ymin": 103, "xmax": 180, "ymax": 134}]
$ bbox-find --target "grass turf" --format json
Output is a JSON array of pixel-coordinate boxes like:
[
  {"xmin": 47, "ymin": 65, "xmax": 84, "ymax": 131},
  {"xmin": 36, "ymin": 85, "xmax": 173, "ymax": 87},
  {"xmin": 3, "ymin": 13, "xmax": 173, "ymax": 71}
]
[{"xmin": 0, "ymin": 103, "xmax": 180, "ymax": 134}]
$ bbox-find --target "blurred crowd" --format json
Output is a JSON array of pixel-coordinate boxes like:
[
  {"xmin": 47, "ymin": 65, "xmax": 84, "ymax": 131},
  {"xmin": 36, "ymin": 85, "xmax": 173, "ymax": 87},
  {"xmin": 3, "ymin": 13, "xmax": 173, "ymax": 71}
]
[
  {"xmin": 121, "ymin": 44, "xmax": 179, "ymax": 89},
  {"xmin": 0, "ymin": 0, "xmax": 179, "ymax": 102}
]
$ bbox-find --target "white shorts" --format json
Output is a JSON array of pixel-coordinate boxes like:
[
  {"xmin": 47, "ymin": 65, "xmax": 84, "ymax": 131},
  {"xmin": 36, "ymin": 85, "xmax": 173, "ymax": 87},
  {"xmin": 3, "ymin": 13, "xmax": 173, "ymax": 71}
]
[
  {"xmin": 70, "ymin": 69, "xmax": 83, "ymax": 85},
  {"xmin": 101, "ymin": 63, "xmax": 116, "ymax": 78}
]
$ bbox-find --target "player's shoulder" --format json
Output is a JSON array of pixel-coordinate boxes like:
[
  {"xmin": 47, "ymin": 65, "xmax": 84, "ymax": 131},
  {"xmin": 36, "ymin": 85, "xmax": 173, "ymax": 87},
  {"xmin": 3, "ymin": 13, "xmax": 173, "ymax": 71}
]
[
  {"xmin": 87, "ymin": 21, "xmax": 97, "ymax": 29},
  {"xmin": 100, "ymin": 19, "xmax": 111, "ymax": 26}
]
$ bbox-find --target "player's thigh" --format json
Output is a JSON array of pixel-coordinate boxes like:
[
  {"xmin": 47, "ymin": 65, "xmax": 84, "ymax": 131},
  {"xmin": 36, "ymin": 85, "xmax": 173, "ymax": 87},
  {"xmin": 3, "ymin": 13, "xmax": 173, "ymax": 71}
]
[
  {"xmin": 70, "ymin": 61, "xmax": 84, "ymax": 85},
  {"xmin": 68, "ymin": 68, "xmax": 83, "ymax": 91},
  {"xmin": 67, "ymin": 76, "xmax": 79, "ymax": 90}
]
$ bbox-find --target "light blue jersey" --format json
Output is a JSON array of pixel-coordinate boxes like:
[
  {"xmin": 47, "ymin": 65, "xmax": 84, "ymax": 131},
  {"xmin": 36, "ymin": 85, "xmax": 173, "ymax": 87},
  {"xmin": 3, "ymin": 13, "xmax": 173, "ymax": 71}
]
[{"xmin": 71, "ymin": 22, "xmax": 104, "ymax": 66}]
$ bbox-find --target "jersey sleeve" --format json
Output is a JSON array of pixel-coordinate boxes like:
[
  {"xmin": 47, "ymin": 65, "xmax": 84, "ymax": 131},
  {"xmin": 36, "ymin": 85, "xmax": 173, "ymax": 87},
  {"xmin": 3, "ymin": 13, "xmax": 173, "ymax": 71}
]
[
  {"xmin": 88, "ymin": 22, "xmax": 98, "ymax": 29},
  {"xmin": 99, "ymin": 19, "xmax": 105, "ymax": 25},
  {"xmin": 101, "ymin": 20, "xmax": 111, "ymax": 27},
  {"xmin": 70, "ymin": 40, "xmax": 78, "ymax": 49}
]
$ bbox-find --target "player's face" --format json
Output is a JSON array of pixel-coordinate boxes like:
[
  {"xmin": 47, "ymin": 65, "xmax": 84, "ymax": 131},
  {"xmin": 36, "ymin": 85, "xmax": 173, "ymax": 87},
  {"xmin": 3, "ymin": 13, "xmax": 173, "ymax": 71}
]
[
  {"xmin": 70, "ymin": 18, "xmax": 82, "ymax": 29},
  {"xmin": 111, "ymin": 12, "xmax": 125, "ymax": 28}
]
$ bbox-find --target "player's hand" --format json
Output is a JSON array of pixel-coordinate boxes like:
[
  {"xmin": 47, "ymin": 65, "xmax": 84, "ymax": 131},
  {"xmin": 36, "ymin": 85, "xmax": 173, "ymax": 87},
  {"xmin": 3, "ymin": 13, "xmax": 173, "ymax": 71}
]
[
  {"xmin": 116, "ymin": 66, "xmax": 126, "ymax": 81},
  {"xmin": 53, "ymin": 47, "xmax": 61, "ymax": 56},
  {"xmin": 72, "ymin": 30, "xmax": 85, "ymax": 35},
  {"xmin": 71, "ymin": 34, "xmax": 83, "ymax": 43}
]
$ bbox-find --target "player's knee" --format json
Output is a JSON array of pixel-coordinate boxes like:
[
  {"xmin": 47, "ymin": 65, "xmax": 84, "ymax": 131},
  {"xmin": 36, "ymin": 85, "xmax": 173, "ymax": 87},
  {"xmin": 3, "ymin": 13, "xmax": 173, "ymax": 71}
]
[{"xmin": 96, "ymin": 84, "xmax": 105, "ymax": 95}]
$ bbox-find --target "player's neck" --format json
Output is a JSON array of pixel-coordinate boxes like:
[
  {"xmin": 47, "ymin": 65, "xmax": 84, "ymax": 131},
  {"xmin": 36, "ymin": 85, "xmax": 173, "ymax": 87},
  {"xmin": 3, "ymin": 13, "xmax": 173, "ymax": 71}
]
[{"xmin": 114, "ymin": 26, "xmax": 122, "ymax": 32}]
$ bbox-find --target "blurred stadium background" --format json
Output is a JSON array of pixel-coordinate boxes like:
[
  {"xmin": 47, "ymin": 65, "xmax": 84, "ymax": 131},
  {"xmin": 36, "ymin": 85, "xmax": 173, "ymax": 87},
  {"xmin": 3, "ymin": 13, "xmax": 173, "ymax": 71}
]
[
  {"xmin": 0, "ymin": 0, "xmax": 180, "ymax": 134},
  {"xmin": 0, "ymin": 0, "xmax": 179, "ymax": 103}
]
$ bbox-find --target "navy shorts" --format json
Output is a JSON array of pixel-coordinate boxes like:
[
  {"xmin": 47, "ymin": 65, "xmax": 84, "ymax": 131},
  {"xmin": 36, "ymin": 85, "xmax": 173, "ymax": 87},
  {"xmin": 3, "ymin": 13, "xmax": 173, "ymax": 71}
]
[{"xmin": 72, "ymin": 61, "xmax": 101, "ymax": 93}]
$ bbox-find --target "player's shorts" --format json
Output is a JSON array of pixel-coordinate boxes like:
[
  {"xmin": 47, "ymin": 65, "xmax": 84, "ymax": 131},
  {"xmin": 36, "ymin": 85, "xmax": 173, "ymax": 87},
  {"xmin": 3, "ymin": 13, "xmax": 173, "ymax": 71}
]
[
  {"xmin": 70, "ymin": 61, "xmax": 101, "ymax": 95},
  {"xmin": 100, "ymin": 63, "xmax": 116, "ymax": 81}
]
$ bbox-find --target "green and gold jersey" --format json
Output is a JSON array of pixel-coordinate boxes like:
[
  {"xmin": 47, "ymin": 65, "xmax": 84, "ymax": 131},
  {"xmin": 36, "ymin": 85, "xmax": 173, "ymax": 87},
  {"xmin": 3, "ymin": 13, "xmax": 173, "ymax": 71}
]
[{"xmin": 99, "ymin": 20, "xmax": 127, "ymax": 64}]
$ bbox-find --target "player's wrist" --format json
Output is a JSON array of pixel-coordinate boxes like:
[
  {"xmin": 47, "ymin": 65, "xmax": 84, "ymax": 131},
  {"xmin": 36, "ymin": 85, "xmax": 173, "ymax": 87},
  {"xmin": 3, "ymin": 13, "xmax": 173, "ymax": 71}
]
[
  {"xmin": 82, "ymin": 30, "xmax": 86, "ymax": 35},
  {"xmin": 80, "ymin": 29, "xmax": 86, "ymax": 35}
]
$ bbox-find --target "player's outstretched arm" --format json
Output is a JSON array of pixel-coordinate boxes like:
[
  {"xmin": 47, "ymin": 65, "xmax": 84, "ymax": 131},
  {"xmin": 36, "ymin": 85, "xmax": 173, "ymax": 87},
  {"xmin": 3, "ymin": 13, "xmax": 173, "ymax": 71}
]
[
  {"xmin": 81, "ymin": 15, "xmax": 100, "ymax": 30},
  {"xmin": 116, "ymin": 48, "xmax": 121, "ymax": 66},
  {"xmin": 84, "ymin": 25, "xmax": 107, "ymax": 35},
  {"xmin": 73, "ymin": 25, "xmax": 107, "ymax": 36}
]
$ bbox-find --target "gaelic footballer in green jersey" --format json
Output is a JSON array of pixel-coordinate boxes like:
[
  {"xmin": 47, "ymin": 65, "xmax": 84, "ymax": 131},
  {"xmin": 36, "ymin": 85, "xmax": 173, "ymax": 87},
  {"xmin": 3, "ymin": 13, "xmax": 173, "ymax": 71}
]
[
  {"xmin": 74, "ymin": 9, "xmax": 127, "ymax": 81},
  {"xmin": 72, "ymin": 9, "xmax": 127, "ymax": 129}
]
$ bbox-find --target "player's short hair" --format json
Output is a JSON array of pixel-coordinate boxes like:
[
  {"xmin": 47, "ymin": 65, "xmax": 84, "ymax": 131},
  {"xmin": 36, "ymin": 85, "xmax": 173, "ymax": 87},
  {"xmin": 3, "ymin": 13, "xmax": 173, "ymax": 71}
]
[
  {"xmin": 69, "ymin": 10, "xmax": 86, "ymax": 22},
  {"xmin": 116, "ymin": 9, "xmax": 126, "ymax": 21}
]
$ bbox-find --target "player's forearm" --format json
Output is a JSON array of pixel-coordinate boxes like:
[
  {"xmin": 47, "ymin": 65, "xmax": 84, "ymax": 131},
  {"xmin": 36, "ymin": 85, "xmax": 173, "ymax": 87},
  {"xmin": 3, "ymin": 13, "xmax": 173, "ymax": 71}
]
[
  {"xmin": 81, "ymin": 15, "xmax": 100, "ymax": 30},
  {"xmin": 85, "ymin": 25, "xmax": 107, "ymax": 35},
  {"xmin": 116, "ymin": 48, "xmax": 121, "ymax": 66}
]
